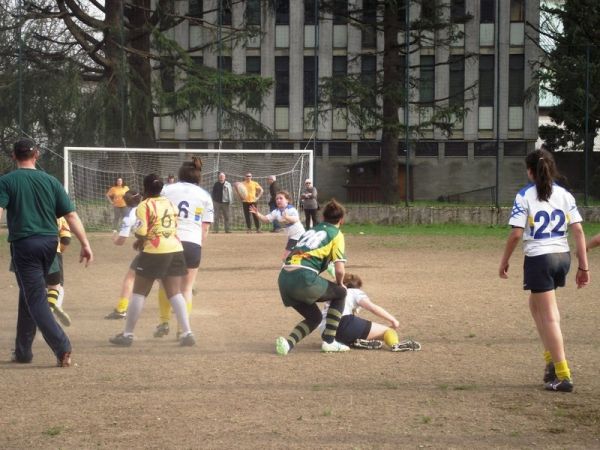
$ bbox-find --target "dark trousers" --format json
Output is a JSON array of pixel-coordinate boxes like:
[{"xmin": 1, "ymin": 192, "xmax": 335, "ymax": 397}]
[
  {"xmin": 304, "ymin": 208, "xmax": 318, "ymax": 229},
  {"xmin": 11, "ymin": 236, "xmax": 71, "ymax": 362},
  {"xmin": 269, "ymin": 200, "xmax": 281, "ymax": 231},
  {"xmin": 242, "ymin": 202, "xmax": 260, "ymax": 231}
]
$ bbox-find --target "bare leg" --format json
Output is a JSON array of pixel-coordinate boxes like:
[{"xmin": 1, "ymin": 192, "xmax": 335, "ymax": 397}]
[{"xmin": 528, "ymin": 290, "xmax": 566, "ymax": 364}]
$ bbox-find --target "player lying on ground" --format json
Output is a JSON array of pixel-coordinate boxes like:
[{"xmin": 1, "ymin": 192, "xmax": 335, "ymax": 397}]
[{"xmin": 318, "ymin": 273, "xmax": 421, "ymax": 352}]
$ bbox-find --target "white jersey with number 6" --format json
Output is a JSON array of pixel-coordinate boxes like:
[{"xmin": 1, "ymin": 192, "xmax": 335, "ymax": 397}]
[
  {"xmin": 508, "ymin": 182, "xmax": 582, "ymax": 257},
  {"xmin": 162, "ymin": 182, "xmax": 214, "ymax": 246}
]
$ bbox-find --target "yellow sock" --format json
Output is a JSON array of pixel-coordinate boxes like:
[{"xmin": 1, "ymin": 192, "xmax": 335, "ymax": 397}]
[
  {"xmin": 383, "ymin": 329, "xmax": 399, "ymax": 347},
  {"xmin": 158, "ymin": 288, "xmax": 172, "ymax": 323},
  {"xmin": 554, "ymin": 360, "xmax": 571, "ymax": 381},
  {"xmin": 115, "ymin": 297, "xmax": 129, "ymax": 313},
  {"xmin": 47, "ymin": 289, "xmax": 59, "ymax": 308},
  {"xmin": 186, "ymin": 298, "xmax": 193, "ymax": 316}
]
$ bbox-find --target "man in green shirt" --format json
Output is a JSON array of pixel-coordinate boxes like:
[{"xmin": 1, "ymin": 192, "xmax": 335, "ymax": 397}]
[{"xmin": 0, "ymin": 138, "xmax": 93, "ymax": 367}]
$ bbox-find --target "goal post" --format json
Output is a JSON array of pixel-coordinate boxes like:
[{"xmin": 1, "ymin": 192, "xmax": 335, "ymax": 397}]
[{"xmin": 64, "ymin": 147, "xmax": 313, "ymax": 230}]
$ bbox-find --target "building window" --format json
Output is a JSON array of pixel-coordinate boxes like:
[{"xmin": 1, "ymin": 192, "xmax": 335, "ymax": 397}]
[
  {"xmin": 415, "ymin": 142, "xmax": 438, "ymax": 157},
  {"xmin": 329, "ymin": 142, "xmax": 352, "ymax": 157},
  {"xmin": 304, "ymin": 56, "xmax": 316, "ymax": 107},
  {"xmin": 246, "ymin": 56, "xmax": 260, "ymax": 75},
  {"xmin": 451, "ymin": 0, "xmax": 466, "ymax": 21},
  {"xmin": 189, "ymin": 0, "xmax": 202, "ymax": 18},
  {"xmin": 421, "ymin": 0, "xmax": 437, "ymax": 24},
  {"xmin": 219, "ymin": 0, "xmax": 232, "ymax": 26},
  {"xmin": 449, "ymin": 55, "xmax": 465, "ymax": 107},
  {"xmin": 474, "ymin": 141, "xmax": 496, "ymax": 156},
  {"xmin": 420, "ymin": 55, "xmax": 435, "ymax": 105},
  {"xmin": 480, "ymin": 0, "xmax": 495, "ymax": 23},
  {"xmin": 245, "ymin": 0, "xmax": 260, "ymax": 26},
  {"xmin": 305, "ymin": 0, "xmax": 316, "ymax": 25},
  {"xmin": 275, "ymin": 56, "xmax": 289, "ymax": 106},
  {"xmin": 479, "ymin": 55, "xmax": 494, "ymax": 107},
  {"xmin": 332, "ymin": 56, "xmax": 347, "ymax": 106},
  {"xmin": 362, "ymin": 0, "xmax": 377, "ymax": 48},
  {"xmin": 508, "ymin": 54, "xmax": 524, "ymax": 106},
  {"xmin": 332, "ymin": 0, "xmax": 348, "ymax": 25},
  {"xmin": 510, "ymin": 0, "xmax": 524, "ymax": 22},
  {"xmin": 161, "ymin": 64, "xmax": 175, "ymax": 93},
  {"xmin": 358, "ymin": 141, "xmax": 380, "ymax": 157},
  {"xmin": 276, "ymin": 0, "xmax": 289, "ymax": 25},
  {"xmin": 445, "ymin": 141, "xmax": 468, "ymax": 157},
  {"xmin": 218, "ymin": 56, "xmax": 232, "ymax": 72},
  {"xmin": 504, "ymin": 141, "xmax": 527, "ymax": 156}
]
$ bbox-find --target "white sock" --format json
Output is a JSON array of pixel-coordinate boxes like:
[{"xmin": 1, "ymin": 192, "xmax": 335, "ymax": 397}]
[
  {"xmin": 124, "ymin": 293, "xmax": 145, "ymax": 336},
  {"xmin": 169, "ymin": 293, "xmax": 191, "ymax": 335},
  {"xmin": 56, "ymin": 285, "xmax": 65, "ymax": 308}
]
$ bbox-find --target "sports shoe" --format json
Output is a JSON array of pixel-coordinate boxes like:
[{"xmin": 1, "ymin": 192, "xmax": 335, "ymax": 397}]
[
  {"xmin": 543, "ymin": 362, "xmax": 556, "ymax": 383},
  {"xmin": 275, "ymin": 336, "xmax": 290, "ymax": 356},
  {"xmin": 544, "ymin": 377, "xmax": 574, "ymax": 392},
  {"xmin": 104, "ymin": 309, "xmax": 126, "ymax": 320},
  {"xmin": 10, "ymin": 351, "xmax": 32, "ymax": 364},
  {"xmin": 51, "ymin": 305, "xmax": 71, "ymax": 327},
  {"xmin": 321, "ymin": 340, "xmax": 350, "ymax": 353},
  {"xmin": 179, "ymin": 333, "xmax": 196, "ymax": 347},
  {"xmin": 391, "ymin": 339, "xmax": 422, "ymax": 352},
  {"xmin": 57, "ymin": 351, "xmax": 71, "ymax": 367},
  {"xmin": 153, "ymin": 322, "xmax": 170, "ymax": 338},
  {"xmin": 352, "ymin": 339, "xmax": 383, "ymax": 350},
  {"xmin": 109, "ymin": 333, "xmax": 133, "ymax": 347}
]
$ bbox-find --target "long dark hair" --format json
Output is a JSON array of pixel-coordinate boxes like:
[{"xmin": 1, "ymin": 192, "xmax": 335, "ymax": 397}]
[
  {"xmin": 525, "ymin": 149, "xmax": 565, "ymax": 202},
  {"xmin": 143, "ymin": 173, "xmax": 163, "ymax": 198},
  {"xmin": 178, "ymin": 157, "xmax": 203, "ymax": 184}
]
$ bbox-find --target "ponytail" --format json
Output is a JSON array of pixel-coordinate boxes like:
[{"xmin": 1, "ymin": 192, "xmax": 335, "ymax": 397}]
[{"xmin": 525, "ymin": 149, "xmax": 561, "ymax": 202}]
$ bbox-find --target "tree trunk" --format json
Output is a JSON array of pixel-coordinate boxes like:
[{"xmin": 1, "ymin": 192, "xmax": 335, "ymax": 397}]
[
  {"xmin": 380, "ymin": 2, "xmax": 401, "ymax": 204},
  {"xmin": 104, "ymin": 0, "xmax": 125, "ymax": 147},
  {"xmin": 127, "ymin": 0, "xmax": 156, "ymax": 148}
]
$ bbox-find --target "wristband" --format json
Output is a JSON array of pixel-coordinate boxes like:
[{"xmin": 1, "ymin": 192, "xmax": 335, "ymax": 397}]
[{"xmin": 578, "ymin": 267, "xmax": 589, "ymax": 272}]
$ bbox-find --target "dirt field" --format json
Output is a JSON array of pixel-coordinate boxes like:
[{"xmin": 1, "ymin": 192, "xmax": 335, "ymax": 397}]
[{"xmin": 0, "ymin": 230, "xmax": 599, "ymax": 449}]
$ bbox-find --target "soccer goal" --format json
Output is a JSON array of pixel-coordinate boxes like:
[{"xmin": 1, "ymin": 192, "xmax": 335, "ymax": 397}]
[{"xmin": 64, "ymin": 147, "xmax": 313, "ymax": 230}]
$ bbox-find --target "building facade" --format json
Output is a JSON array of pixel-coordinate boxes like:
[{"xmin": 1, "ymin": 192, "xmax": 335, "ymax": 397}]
[{"xmin": 157, "ymin": 0, "xmax": 540, "ymax": 203}]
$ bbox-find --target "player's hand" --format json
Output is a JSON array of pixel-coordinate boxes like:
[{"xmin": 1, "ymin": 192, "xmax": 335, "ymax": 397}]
[
  {"xmin": 576, "ymin": 268, "xmax": 590, "ymax": 289},
  {"xmin": 390, "ymin": 318, "xmax": 400, "ymax": 329},
  {"xmin": 499, "ymin": 262, "xmax": 509, "ymax": 279},
  {"xmin": 133, "ymin": 239, "xmax": 143, "ymax": 251},
  {"xmin": 249, "ymin": 205, "xmax": 258, "ymax": 214},
  {"xmin": 80, "ymin": 245, "xmax": 93, "ymax": 267}
]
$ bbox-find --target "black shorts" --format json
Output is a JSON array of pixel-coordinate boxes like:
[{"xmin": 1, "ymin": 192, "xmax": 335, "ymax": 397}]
[
  {"xmin": 335, "ymin": 315, "xmax": 372, "ymax": 346},
  {"xmin": 182, "ymin": 241, "xmax": 202, "ymax": 269},
  {"xmin": 285, "ymin": 239, "xmax": 298, "ymax": 251},
  {"xmin": 523, "ymin": 252, "xmax": 570, "ymax": 293},
  {"xmin": 45, "ymin": 253, "xmax": 64, "ymax": 286},
  {"xmin": 135, "ymin": 252, "xmax": 187, "ymax": 280},
  {"xmin": 129, "ymin": 254, "xmax": 141, "ymax": 271}
]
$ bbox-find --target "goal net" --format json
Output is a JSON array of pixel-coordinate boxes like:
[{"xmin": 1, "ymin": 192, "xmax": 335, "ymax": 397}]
[{"xmin": 64, "ymin": 147, "xmax": 313, "ymax": 230}]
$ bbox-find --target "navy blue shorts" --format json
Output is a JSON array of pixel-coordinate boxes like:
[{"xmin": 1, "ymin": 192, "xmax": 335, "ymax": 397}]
[
  {"xmin": 335, "ymin": 315, "xmax": 372, "ymax": 346},
  {"xmin": 523, "ymin": 252, "xmax": 570, "ymax": 293},
  {"xmin": 182, "ymin": 242, "xmax": 202, "ymax": 269}
]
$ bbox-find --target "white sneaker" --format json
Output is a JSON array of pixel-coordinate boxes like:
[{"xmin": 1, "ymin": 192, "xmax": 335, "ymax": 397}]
[
  {"xmin": 275, "ymin": 336, "xmax": 290, "ymax": 355},
  {"xmin": 321, "ymin": 340, "xmax": 350, "ymax": 353}
]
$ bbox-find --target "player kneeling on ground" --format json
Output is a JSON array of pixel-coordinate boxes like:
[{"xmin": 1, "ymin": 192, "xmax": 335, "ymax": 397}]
[
  {"xmin": 109, "ymin": 174, "xmax": 195, "ymax": 347},
  {"xmin": 275, "ymin": 199, "xmax": 349, "ymax": 355},
  {"xmin": 319, "ymin": 273, "xmax": 421, "ymax": 352}
]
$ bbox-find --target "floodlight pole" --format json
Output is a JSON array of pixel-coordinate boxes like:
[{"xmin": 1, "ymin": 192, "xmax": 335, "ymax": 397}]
[
  {"xmin": 494, "ymin": 0, "xmax": 501, "ymax": 209},
  {"xmin": 584, "ymin": 43, "xmax": 590, "ymax": 206},
  {"xmin": 404, "ymin": 0, "xmax": 410, "ymax": 207},
  {"xmin": 17, "ymin": 0, "xmax": 23, "ymax": 133},
  {"xmin": 217, "ymin": 0, "xmax": 223, "ymax": 142}
]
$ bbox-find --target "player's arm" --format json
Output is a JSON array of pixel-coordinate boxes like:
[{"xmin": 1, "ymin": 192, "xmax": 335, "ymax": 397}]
[
  {"xmin": 357, "ymin": 296, "xmax": 400, "ymax": 329},
  {"xmin": 571, "ymin": 222, "xmax": 590, "ymax": 288},
  {"xmin": 202, "ymin": 221, "xmax": 211, "ymax": 242},
  {"xmin": 255, "ymin": 184, "xmax": 263, "ymax": 200},
  {"xmin": 333, "ymin": 260, "xmax": 345, "ymax": 286},
  {"xmin": 499, "ymin": 226, "xmax": 523, "ymax": 279},
  {"xmin": 586, "ymin": 232, "xmax": 600, "ymax": 252},
  {"xmin": 249, "ymin": 205, "xmax": 270, "ymax": 223},
  {"xmin": 63, "ymin": 211, "xmax": 93, "ymax": 266},
  {"xmin": 281, "ymin": 209, "xmax": 299, "ymax": 225},
  {"xmin": 59, "ymin": 236, "xmax": 72, "ymax": 253}
]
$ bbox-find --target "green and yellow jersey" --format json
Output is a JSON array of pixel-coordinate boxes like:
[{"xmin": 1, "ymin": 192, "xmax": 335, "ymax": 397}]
[
  {"xmin": 134, "ymin": 196, "xmax": 183, "ymax": 254},
  {"xmin": 284, "ymin": 222, "xmax": 346, "ymax": 273},
  {"xmin": 57, "ymin": 216, "xmax": 71, "ymax": 253}
]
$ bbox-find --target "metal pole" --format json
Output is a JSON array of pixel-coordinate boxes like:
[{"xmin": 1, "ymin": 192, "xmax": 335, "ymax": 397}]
[
  {"xmin": 119, "ymin": 0, "xmax": 126, "ymax": 146},
  {"xmin": 494, "ymin": 0, "xmax": 501, "ymax": 209},
  {"xmin": 217, "ymin": 0, "xmax": 223, "ymax": 142},
  {"xmin": 313, "ymin": 0, "xmax": 319, "ymax": 180},
  {"xmin": 584, "ymin": 43, "xmax": 591, "ymax": 206},
  {"xmin": 404, "ymin": 0, "xmax": 410, "ymax": 206},
  {"xmin": 17, "ymin": 0, "xmax": 23, "ymax": 133}
]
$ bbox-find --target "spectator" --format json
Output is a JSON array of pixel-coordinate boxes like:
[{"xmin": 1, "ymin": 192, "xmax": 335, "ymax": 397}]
[
  {"xmin": 237, "ymin": 172, "xmax": 263, "ymax": 233},
  {"xmin": 211, "ymin": 172, "xmax": 233, "ymax": 233},
  {"xmin": 300, "ymin": 178, "xmax": 318, "ymax": 229},
  {"xmin": 106, "ymin": 177, "xmax": 130, "ymax": 231}
]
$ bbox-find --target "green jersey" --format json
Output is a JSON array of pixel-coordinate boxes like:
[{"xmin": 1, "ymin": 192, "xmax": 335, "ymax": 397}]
[
  {"xmin": 284, "ymin": 222, "xmax": 346, "ymax": 273},
  {"xmin": 0, "ymin": 168, "xmax": 74, "ymax": 242}
]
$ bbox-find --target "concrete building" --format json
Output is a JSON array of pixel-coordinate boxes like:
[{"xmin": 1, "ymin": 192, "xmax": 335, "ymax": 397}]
[{"xmin": 156, "ymin": 0, "xmax": 540, "ymax": 204}]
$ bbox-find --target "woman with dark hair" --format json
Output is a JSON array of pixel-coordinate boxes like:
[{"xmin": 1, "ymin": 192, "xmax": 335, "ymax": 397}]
[
  {"xmin": 499, "ymin": 148, "xmax": 589, "ymax": 392},
  {"xmin": 106, "ymin": 177, "xmax": 130, "ymax": 231},
  {"xmin": 153, "ymin": 158, "xmax": 214, "ymax": 339},
  {"xmin": 109, "ymin": 173, "xmax": 195, "ymax": 347}
]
